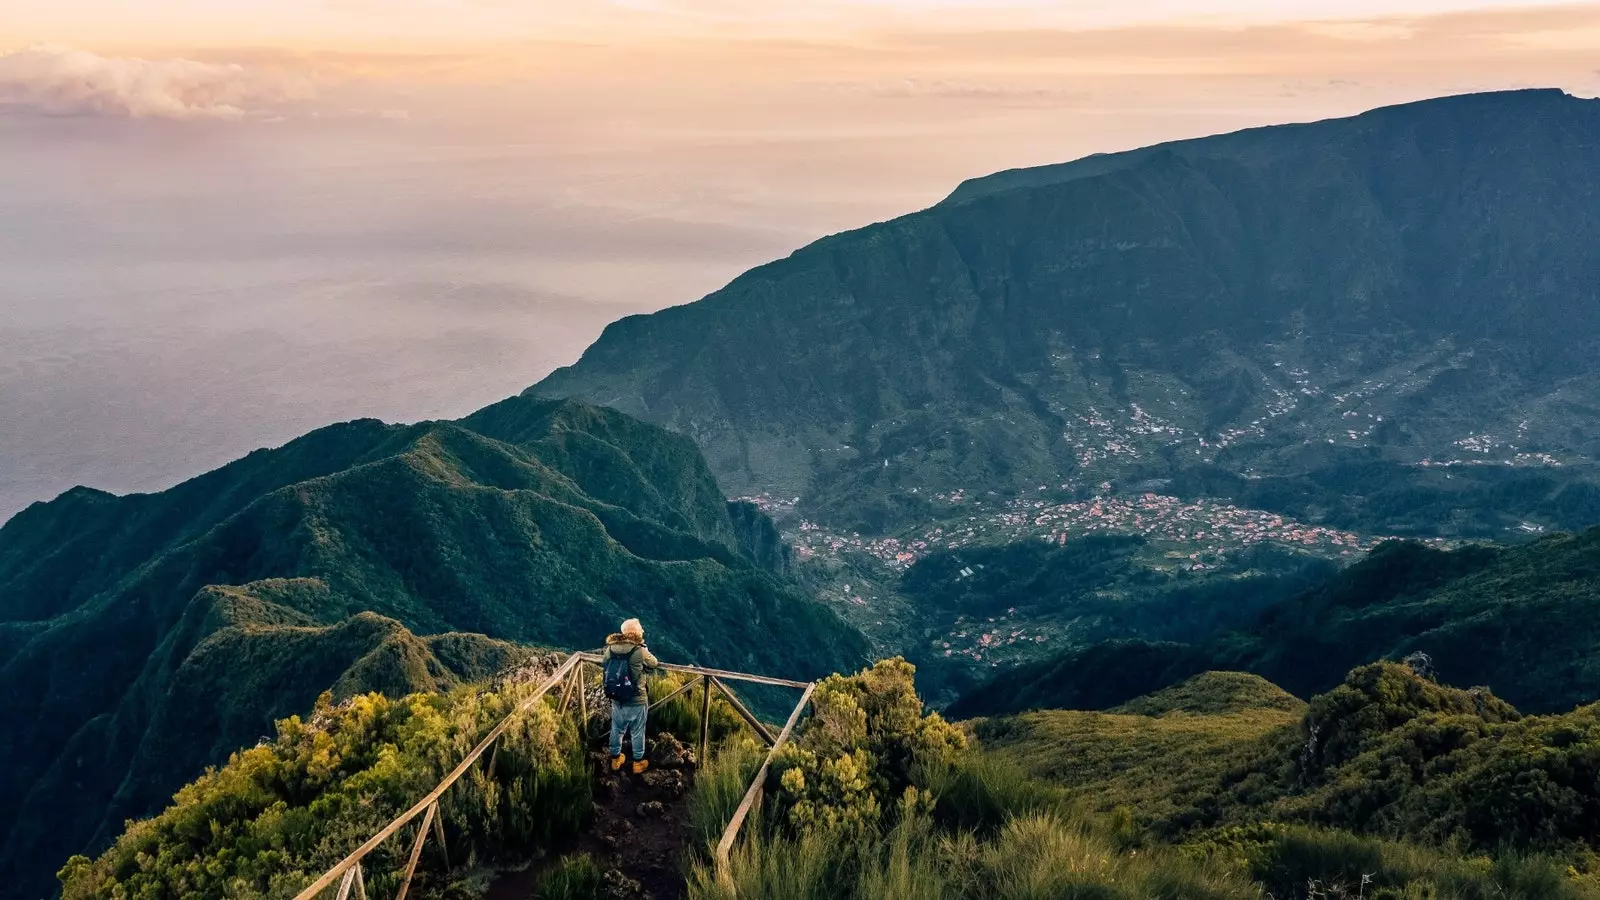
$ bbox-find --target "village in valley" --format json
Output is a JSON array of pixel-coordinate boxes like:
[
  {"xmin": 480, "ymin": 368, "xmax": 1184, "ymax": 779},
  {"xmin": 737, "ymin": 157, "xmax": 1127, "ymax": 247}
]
[
  {"xmin": 740, "ymin": 486, "xmax": 1406, "ymax": 583},
  {"xmin": 733, "ymin": 356, "xmax": 1573, "ymax": 674},
  {"xmin": 733, "ymin": 485, "xmax": 1435, "ymax": 670}
]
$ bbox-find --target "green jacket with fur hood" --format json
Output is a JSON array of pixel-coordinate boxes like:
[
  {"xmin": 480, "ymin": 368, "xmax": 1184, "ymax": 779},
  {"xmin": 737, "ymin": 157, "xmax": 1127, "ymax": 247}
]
[{"xmin": 605, "ymin": 633, "xmax": 659, "ymax": 706}]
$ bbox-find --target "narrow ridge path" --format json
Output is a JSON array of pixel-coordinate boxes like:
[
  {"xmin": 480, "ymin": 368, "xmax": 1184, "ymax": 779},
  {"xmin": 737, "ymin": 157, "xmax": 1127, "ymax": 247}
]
[{"xmin": 487, "ymin": 734, "xmax": 697, "ymax": 900}]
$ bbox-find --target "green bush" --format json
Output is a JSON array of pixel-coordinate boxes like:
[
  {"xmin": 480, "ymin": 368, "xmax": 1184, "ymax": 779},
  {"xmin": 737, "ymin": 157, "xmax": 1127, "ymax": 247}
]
[
  {"xmin": 770, "ymin": 658, "xmax": 965, "ymax": 835},
  {"xmin": 1276, "ymin": 665, "xmax": 1600, "ymax": 855},
  {"xmin": 59, "ymin": 682, "xmax": 591, "ymax": 900}
]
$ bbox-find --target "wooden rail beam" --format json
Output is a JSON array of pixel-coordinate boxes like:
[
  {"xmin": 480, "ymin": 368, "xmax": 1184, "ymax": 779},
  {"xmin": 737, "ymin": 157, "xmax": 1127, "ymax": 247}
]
[
  {"xmin": 648, "ymin": 674, "xmax": 705, "ymax": 711},
  {"xmin": 714, "ymin": 682, "xmax": 816, "ymax": 889},
  {"xmin": 699, "ymin": 674, "xmax": 712, "ymax": 767},
  {"xmin": 711, "ymin": 677, "xmax": 777, "ymax": 746},
  {"xmin": 576, "ymin": 653, "xmax": 810, "ymax": 689}
]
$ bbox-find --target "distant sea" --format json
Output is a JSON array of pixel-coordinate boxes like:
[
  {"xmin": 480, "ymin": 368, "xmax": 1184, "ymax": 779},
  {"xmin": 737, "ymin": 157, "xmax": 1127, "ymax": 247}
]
[
  {"xmin": 0, "ymin": 115, "xmax": 837, "ymax": 522},
  {"xmin": 0, "ymin": 90, "xmax": 1344, "ymax": 523}
]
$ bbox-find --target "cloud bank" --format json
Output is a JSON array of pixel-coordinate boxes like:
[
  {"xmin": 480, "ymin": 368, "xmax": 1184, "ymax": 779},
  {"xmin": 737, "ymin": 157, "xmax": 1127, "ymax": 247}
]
[{"xmin": 0, "ymin": 45, "xmax": 311, "ymax": 119}]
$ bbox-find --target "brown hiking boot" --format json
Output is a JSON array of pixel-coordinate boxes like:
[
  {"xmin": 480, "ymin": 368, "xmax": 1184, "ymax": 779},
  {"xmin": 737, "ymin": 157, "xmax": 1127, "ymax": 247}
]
[
  {"xmin": 611, "ymin": 754, "xmax": 626, "ymax": 771},
  {"xmin": 632, "ymin": 759, "xmax": 650, "ymax": 775}
]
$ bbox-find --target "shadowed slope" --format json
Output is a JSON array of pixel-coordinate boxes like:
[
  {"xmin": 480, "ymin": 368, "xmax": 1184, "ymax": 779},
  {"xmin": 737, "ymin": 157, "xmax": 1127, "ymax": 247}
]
[{"xmin": 534, "ymin": 90, "xmax": 1600, "ymax": 537}]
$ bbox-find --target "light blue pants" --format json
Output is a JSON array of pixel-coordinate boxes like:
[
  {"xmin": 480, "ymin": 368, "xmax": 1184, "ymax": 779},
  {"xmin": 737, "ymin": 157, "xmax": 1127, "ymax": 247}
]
[{"xmin": 610, "ymin": 702, "xmax": 648, "ymax": 759}]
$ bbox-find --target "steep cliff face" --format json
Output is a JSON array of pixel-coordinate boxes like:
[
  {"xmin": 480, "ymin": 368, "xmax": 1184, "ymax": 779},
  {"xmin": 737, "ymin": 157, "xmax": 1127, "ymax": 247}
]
[
  {"xmin": 727, "ymin": 500, "xmax": 793, "ymax": 577},
  {"xmin": 533, "ymin": 90, "xmax": 1600, "ymax": 535},
  {"xmin": 0, "ymin": 395, "xmax": 867, "ymax": 896}
]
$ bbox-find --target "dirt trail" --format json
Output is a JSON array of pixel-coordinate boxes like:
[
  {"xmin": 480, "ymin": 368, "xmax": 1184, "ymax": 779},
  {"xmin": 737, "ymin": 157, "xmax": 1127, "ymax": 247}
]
[{"xmin": 487, "ymin": 733, "xmax": 698, "ymax": 900}]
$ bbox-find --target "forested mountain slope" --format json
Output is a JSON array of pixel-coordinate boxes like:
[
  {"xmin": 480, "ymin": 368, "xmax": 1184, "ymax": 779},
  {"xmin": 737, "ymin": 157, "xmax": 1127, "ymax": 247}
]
[
  {"xmin": 0, "ymin": 396, "xmax": 866, "ymax": 896},
  {"xmin": 949, "ymin": 528, "xmax": 1600, "ymax": 719},
  {"xmin": 534, "ymin": 89, "xmax": 1600, "ymax": 538}
]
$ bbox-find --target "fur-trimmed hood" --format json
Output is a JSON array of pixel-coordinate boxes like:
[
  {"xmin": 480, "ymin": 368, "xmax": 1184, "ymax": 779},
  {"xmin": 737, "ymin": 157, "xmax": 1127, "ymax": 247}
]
[{"xmin": 606, "ymin": 632, "xmax": 643, "ymax": 650}]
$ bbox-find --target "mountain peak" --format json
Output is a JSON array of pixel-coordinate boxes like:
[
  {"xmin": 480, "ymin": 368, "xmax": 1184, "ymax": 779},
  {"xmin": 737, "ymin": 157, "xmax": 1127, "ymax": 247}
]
[
  {"xmin": 944, "ymin": 87, "xmax": 1591, "ymax": 204},
  {"xmin": 534, "ymin": 89, "xmax": 1600, "ymax": 537}
]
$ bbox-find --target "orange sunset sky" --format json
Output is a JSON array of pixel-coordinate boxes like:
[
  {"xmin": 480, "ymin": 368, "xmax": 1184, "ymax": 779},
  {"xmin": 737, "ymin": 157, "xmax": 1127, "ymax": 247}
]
[{"xmin": 1, "ymin": 2, "xmax": 1595, "ymax": 182}]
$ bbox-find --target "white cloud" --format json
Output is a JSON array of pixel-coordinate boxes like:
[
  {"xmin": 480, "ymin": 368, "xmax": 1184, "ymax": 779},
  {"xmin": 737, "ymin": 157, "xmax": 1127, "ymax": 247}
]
[{"xmin": 0, "ymin": 45, "xmax": 312, "ymax": 120}]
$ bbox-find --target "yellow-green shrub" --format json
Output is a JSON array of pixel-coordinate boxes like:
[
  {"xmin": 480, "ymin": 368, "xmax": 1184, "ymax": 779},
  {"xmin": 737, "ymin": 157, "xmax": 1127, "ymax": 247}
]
[{"xmin": 59, "ymin": 682, "xmax": 589, "ymax": 900}]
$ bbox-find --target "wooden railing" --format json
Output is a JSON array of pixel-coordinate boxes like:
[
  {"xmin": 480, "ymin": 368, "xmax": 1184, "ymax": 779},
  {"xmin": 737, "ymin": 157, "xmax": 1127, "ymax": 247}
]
[{"xmin": 293, "ymin": 650, "xmax": 815, "ymax": 900}]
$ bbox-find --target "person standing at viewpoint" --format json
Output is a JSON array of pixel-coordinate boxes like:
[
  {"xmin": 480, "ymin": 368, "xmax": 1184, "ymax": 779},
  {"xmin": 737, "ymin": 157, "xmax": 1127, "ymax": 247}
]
[{"xmin": 602, "ymin": 618, "xmax": 659, "ymax": 773}]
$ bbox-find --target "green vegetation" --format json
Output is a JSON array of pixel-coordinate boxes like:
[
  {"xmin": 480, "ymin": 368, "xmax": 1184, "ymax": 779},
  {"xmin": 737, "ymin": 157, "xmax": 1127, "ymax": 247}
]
[
  {"xmin": 532, "ymin": 854, "xmax": 603, "ymax": 900},
  {"xmin": 1239, "ymin": 531, "xmax": 1600, "ymax": 713},
  {"xmin": 687, "ymin": 659, "xmax": 1262, "ymax": 900},
  {"xmin": 693, "ymin": 805, "xmax": 1259, "ymax": 900},
  {"xmin": 904, "ymin": 536, "xmax": 1334, "ymax": 704},
  {"xmin": 675, "ymin": 656, "xmax": 1600, "ymax": 899},
  {"xmin": 973, "ymin": 673, "xmax": 1303, "ymax": 831},
  {"xmin": 971, "ymin": 663, "xmax": 1600, "ymax": 896},
  {"xmin": 686, "ymin": 740, "xmax": 766, "ymax": 850},
  {"xmin": 58, "ymin": 680, "xmax": 589, "ymax": 899},
  {"xmin": 952, "ymin": 529, "xmax": 1600, "ymax": 720},
  {"xmin": 0, "ymin": 396, "xmax": 868, "ymax": 896},
  {"xmin": 62, "ymin": 654, "xmax": 1600, "ymax": 900},
  {"xmin": 1189, "ymin": 825, "xmax": 1596, "ymax": 900},
  {"xmin": 682, "ymin": 659, "xmax": 1600, "ymax": 899}
]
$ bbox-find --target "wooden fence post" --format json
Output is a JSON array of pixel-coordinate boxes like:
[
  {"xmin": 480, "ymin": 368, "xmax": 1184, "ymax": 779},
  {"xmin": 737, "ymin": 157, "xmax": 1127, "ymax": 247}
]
[
  {"xmin": 394, "ymin": 801, "xmax": 437, "ymax": 900},
  {"xmin": 711, "ymin": 677, "xmax": 777, "ymax": 746},
  {"xmin": 699, "ymin": 673, "xmax": 712, "ymax": 767},
  {"xmin": 557, "ymin": 666, "xmax": 578, "ymax": 714},
  {"xmin": 335, "ymin": 863, "xmax": 362, "ymax": 900},
  {"xmin": 577, "ymin": 662, "xmax": 589, "ymax": 738},
  {"xmin": 431, "ymin": 802, "xmax": 450, "ymax": 875}
]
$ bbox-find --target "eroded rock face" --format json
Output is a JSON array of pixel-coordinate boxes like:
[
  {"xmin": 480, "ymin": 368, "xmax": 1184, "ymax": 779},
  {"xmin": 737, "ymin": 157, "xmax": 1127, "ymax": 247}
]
[{"xmin": 727, "ymin": 500, "xmax": 793, "ymax": 575}]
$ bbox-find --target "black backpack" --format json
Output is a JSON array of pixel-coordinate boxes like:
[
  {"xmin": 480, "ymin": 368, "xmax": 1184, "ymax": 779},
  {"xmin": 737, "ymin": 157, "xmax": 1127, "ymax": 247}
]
[{"xmin": 603, "ymin": 649, "xmax": 640, "ymax": 701}]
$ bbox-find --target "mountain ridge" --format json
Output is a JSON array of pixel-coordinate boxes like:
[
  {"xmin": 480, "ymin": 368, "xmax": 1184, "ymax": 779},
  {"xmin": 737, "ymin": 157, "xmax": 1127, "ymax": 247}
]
[
  {"xmin": 943, "ymin": 88, "xmax": 1586, "ymax": 204},
  {"xmin": 533, "ymin": 88, "xmax": 1600, "ymax": 539},
  {"xmin": 0, "ymin": 395, "xmax": 868, "ymax": 896}
]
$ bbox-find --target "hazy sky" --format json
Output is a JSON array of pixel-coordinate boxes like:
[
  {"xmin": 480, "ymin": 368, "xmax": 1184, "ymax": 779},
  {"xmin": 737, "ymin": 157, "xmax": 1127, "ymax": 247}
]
[
  {"xmin": 8, "ymin": 0, "xmax": 1600, "ymax": 46},
  {"xmin": 1, "ymin": 2, "xmax": 1598, "ymax": 521}
]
